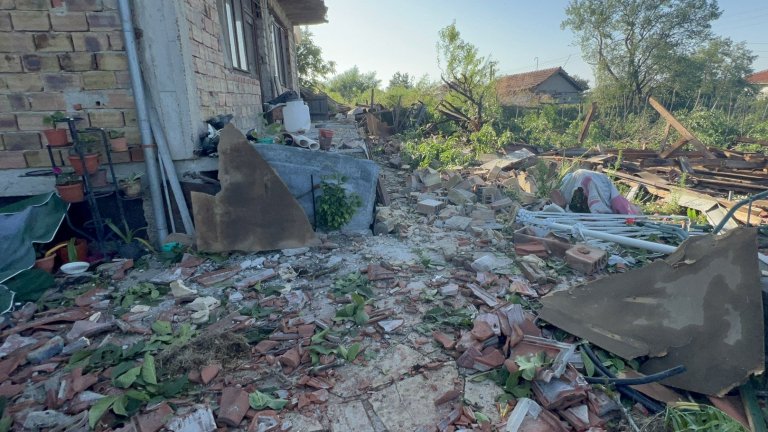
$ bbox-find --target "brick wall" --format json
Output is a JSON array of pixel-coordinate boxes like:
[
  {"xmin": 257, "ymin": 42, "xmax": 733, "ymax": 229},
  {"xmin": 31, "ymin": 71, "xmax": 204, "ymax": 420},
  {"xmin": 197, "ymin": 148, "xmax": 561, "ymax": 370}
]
[
  {"xmin": 0, "ymin": 0, "xmax": 142, "ymax": 170},
  {"xmin": 184, "ymin": 0, "xmax": 263, "ymax": 130}
]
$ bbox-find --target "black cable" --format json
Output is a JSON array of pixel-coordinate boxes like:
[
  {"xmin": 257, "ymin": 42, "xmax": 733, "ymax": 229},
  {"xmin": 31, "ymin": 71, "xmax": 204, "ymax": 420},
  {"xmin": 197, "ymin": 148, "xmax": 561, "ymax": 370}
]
[
  {"xmin": 584, "ymin": 365, "xmax": 686, "ymax": 385},
  {"xmin": 581, "ymin": 343, "xmax": 667, "ymax": 413}
]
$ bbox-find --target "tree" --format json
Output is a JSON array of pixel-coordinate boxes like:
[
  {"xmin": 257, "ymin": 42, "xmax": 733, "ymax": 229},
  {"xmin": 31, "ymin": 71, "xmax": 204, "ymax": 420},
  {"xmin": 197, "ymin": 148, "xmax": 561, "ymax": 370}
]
[
  {"xmin": 325, "ymin": 66, "xmax": 381, "ymax": 103},
  {"xmin": 388, "ymin": 72, "xmax": 414, "ymax": 89},
  {"xmin": 436, "ymin": 22, "xmax": 498, "ymax": 132},
  {"xmin": 562, "ymin": 0, "xmax": 721, "ymax": 105},
  {"xmin": 296, "ymin": 28, "xmax": 336, "ymax": 89},
  {"xmin": 570, "ymin": 74, "xmax": 590, "ymax": 91}
]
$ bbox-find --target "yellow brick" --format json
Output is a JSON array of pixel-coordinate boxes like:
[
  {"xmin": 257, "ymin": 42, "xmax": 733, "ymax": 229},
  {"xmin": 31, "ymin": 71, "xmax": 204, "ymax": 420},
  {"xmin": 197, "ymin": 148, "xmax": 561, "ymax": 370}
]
[
  {"xmin": 33, "ymin": 33, "xmax": 73, "ymax": 52},
  {"xmin": 10, "ymin": 11, "xmax": 50, "ymax": 31},
  {"xmin": 50, "ymin": 12, "xmax": 89, "ymax": 31}
]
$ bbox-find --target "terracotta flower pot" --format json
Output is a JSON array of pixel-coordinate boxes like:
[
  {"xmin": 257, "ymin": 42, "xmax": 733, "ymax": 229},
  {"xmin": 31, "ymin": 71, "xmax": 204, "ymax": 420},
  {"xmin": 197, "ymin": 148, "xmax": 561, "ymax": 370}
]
[
  {"xmin": 68, "ymin": 153, "xmax": 100, "ymax": 175},
  {"xmin": 55, "ymin": 238, "xmax": 88, "ymax": 264},
  {"xmin": 120, "ymin": 180, "xmax": 142, "ymax": 198},
  {"xmin": 110, "ymin": 137, "xmax": 128, "ymax": 152},
  {"xmin": 43, "ymin": 129, "xmax": 69, "ymax": 146},
  {"xmin": 56, "ymin": 182, "xmax": 84, "ymax": 203},
  {"xmin": 34, "ymin": 254, "xmax": 55, "ymax": 273}
]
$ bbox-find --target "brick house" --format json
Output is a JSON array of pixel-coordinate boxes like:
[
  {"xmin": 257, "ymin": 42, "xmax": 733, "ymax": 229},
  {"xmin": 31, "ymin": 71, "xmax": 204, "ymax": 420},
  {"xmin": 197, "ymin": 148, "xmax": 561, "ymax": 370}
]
[
  {"xmin": 0, "ymin": 0, "xmax": 327, "ymax": 196},
  {"xmin": 496, "ymin": 67, "xmax": 586, "ymax": 107}
]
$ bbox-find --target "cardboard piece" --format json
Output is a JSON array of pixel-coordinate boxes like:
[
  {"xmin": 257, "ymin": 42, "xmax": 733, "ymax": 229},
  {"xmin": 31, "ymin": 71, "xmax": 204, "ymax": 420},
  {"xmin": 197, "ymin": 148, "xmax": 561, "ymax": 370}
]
[
  {"xmin": 539, "ymin": 228, "xmax": 764, "ymax": 396},
  {"xmin": 192, "ymin": 125, "xmax": 319, "ymax": 252}
]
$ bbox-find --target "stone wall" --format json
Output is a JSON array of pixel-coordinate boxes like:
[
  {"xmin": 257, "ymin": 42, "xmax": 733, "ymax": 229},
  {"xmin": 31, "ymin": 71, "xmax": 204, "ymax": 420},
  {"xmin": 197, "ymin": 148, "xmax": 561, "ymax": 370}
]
[{"xmin": 0, "ymin": 0, "xmax": 142, "ymax": 170}]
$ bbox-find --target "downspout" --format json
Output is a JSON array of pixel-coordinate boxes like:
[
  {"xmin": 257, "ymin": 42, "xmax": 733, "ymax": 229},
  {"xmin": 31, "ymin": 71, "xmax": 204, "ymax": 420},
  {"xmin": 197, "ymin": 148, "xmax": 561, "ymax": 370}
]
[{"xmin": 117, "ymin": 0, "xmax": 168, "ymax": 244}]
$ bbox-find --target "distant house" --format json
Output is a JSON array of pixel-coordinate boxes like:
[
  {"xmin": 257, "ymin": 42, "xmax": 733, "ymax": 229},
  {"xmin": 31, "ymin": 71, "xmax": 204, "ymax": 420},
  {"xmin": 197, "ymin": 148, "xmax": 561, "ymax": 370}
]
[
  {"xmin": 496, "ymin": 67, "xmax": 586, "ymax": 107},
  {"xmin": 747, "ymin": 69, "xmax": 768, "ymax": 99}
]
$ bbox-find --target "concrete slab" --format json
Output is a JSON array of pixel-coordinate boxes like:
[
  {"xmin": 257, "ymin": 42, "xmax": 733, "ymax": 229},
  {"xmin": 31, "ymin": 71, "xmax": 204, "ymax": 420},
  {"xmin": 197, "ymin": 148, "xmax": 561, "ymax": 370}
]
[
  {"xmin": 327, "ymin": 400, "xmax": 375, "ymax": 432},
  {"xmin": 464, "ymin": 378, "xmax": 506, "ymax": 424},
  {"xmin": 253, "ymin": 143, "xmax": 380, "ymax": 233},
  {"xmin": 369, "ymin": 364, "xmax": 459, "ymax": 432},
  {"xmin": 281, "ymin": 412, "xmax": 323, "ymax": 432},
  {"xmin": 333, "ymin": 344, "xmax": 431, "ymax": 397}
]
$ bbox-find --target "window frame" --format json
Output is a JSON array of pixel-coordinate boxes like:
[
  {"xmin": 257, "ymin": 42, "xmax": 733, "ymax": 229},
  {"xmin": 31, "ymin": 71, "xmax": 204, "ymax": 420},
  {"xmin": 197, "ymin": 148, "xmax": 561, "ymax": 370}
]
[
  {"xmin": 219, "ymin": 0, "xmax": 261, "ymax": 76},
  {"xmin": 270, "ymin": 17, "xmax": 289, "ymax": 87}
]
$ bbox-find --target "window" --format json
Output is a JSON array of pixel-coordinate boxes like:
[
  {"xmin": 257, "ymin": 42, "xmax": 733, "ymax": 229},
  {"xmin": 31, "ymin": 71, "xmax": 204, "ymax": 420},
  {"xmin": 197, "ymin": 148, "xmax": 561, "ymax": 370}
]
[
  {"xmin": 271, "ymin": 20, "xmax": 289, "ymax": 87},
  {"xmin": 221, "ymin": 0, "xmax": 260, "ymax": 74}
]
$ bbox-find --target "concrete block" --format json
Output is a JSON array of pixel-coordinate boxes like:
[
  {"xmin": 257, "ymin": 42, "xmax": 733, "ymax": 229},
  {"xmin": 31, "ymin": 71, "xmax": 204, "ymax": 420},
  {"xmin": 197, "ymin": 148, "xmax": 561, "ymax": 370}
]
[
  {"xmin": 6, "ymin": 73, "xmax": 42, "ymax": 92},
  {"xmin": 51, "ymin": 12, "xmax": 89, "ymax": 31},
  {"xmin": 0, "ymin": 0, "xmax": 12, "ymax": 9},
  {"xmin": 0, "ymin": 54, "xmax": 22, "ymax": 72},
  {"xmin": 95, "ymin": 52, "xmax": 126, "ymax": 70},
  {"xmin": 33, "ymin": 33, "xmax": 73, "ymax": 52},
  {"xmin": 86, "ymin": 11, "xmax": 119, "ymax": 30},
  {"xmin": 3, "ymin": 132, "xmax": 42, "ymax": 150},
  {"xmin": 491, "ymin": 197, "xmax": 515, "ymax": 211},
  {"xmin": 0, "ymin": 151, "xmax": 28, "ymax": 169},
  {"xmin": 0, "ymin": 114, "xmax": 17, "ymax": 131},
  {"xmin": 15, "ymin": 0, "xmax": 50, "ymax": 9},
  {"xmin": 81, "ymin": 70, "xmax": 115, "ymax": 89},
  {"xmin": 254, "ymin": 143, "xmax": 380, "ymax": 233},
  {"xmin": 63, "ymin": 0, "xmax": 103, "ymax": 12},
  {"xmin": 0, "ymin": 33, "xmax": 35, "ymax": 52},
  {"xmin": 16, "ymin": 113, "xmax": 46, "ymax": 130},
  {"xmin": 444, "ymin": 216, "xmax": 473, "ymax": 231},
  {"xmin": 22, "ymin": 54, "xmax": 60, "ymax": 72},
  {"xmin": 88, "ymin": 110, "xmax": 123, "ymax": 127},
  {"xmin": 107, "ymin": 31, "xmax": 123, "ymax": 50},
  {"xmin": 58, "ymin": 52, "xmax": 94, "ymax": 71},
  {"xmin": 27, "ymin": 92, "xmax": 67, "ymax": 110},
  {"xmin": 416, "ymin": 198, "xmax": 445, "ymax": 215},
  {"xmin": 447, "ymin": 188, "xmax": 476, "ymax": 205},
  {"xmin": 71, "ymin": 32, "xmax": 107, "ymax": 51},
  {"xmin": 42, "ymin": 73, "xmax": 81, "ymax": 91},
  {"xmin": 10, "ymin": 11, "xmax": 50, "ymax": 31},
  {"xmin": 0, "ymin": 12, "xmax": 11, "ymax": 31}
]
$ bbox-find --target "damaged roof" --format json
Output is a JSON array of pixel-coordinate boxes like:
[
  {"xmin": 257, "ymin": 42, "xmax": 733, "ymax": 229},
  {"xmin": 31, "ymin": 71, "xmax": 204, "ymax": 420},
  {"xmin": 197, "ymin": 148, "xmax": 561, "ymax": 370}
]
[{"xmin": 279, "ymin": 0, "xmax": 328, "ymax": 25}]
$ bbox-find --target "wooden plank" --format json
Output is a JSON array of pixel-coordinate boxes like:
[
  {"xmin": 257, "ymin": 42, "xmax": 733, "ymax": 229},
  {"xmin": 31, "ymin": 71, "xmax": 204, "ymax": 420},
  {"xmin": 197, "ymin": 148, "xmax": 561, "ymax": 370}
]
[
  {"xmin": 649, "ymin": 96, "xmax": 715, "ymax": 159},
  {"xmin": 677, "ymin": 157, "xmax": 694, "ymax": 174},
  {"xmin": 659, "ymin": 122, "xmax": 672, "ymax": 148},
  {"xmin": 578, "ymin": 102, "xmax": 597, "ymax": 144},
  {"xmin": 659, "ymin": 137, "xmax": 690, "ymax": 158}
]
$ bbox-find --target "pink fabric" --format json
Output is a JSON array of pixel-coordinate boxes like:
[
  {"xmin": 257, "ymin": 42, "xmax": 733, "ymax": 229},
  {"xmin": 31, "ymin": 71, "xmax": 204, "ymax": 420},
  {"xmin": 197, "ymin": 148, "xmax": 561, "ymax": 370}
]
[{"xmin": 610, "ymin": 196, "xmax": 640, "ymax": 215}]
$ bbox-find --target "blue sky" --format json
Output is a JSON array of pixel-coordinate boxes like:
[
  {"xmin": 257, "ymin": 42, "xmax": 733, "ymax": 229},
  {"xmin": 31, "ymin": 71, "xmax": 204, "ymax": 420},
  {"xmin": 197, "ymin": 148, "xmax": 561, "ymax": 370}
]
[{"xmin": 310, "ymin": 0, "xmax": 768, "ymax": 87}]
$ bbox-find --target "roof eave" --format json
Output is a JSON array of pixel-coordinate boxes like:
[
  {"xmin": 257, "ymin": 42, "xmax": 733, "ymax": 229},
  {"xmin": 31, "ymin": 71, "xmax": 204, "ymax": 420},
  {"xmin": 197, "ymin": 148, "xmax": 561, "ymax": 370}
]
[{"xmin": 279, "ymin": 0, "xmax": 328, "ymax": 25}]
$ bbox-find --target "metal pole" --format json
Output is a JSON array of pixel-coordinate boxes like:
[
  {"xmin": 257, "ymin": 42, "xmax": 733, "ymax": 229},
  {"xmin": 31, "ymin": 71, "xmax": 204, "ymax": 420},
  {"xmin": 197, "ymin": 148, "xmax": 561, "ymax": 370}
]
[{"xmin": 117, "ymin": 0, "xmax": 168, "ymax": 245}]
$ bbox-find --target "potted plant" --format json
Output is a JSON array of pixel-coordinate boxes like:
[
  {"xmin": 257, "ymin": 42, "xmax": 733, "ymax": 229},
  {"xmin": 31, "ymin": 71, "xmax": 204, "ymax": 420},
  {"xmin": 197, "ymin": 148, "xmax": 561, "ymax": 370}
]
[
  {"xmin": 55, "ymin": 168, "xmax": 84, "ymax": 203},
  {"xmin": 47, "ymin": 237, "xmax": 88, "ymax": 264},
  {"xmin": 42, "ymin": 111, "xmax": 69, "ymax": 146},
  {"xmin": 68, "ymin": 134, "xmax": 100, "ymax": 175},
  {"xmin": 106, "ymin": 219, "xmax": 154, "ymax": 260},
  {"xmin": 108, "ymin": 129, "xmax": 128, "ymax": 152},
  {"xmin": 119, "ymin": 172, "xmax": 142, "ymax": 198},
  {"xmin": 34, "ymin": 244, "xmax": 55, "ymax": 273}
]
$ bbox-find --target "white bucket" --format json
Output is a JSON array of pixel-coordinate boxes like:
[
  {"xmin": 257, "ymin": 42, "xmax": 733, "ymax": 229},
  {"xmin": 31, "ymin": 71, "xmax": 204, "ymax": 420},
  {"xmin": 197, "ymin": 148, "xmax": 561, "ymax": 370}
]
[{"xmin": 283, "ymin": 99, "xmax": 311, "ymax": 133}]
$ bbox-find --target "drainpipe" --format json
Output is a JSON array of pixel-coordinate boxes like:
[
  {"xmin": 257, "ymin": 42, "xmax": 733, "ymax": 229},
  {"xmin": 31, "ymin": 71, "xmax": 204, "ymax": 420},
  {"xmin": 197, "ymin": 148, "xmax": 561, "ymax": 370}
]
[{"xmin": 117, "ymin": 0, "xmax": 168, "ymax": 244}]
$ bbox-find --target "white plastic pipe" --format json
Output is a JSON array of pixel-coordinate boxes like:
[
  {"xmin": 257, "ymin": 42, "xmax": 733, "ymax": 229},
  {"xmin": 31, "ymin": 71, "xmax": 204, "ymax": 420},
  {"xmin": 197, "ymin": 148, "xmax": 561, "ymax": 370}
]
[
  {"xmin": 536, "ymin": 219, "xmax": 677, "ymax": 254},
  {"xmin": 118, "ymin": 0, "xmax": 168, "ymax": 244}
]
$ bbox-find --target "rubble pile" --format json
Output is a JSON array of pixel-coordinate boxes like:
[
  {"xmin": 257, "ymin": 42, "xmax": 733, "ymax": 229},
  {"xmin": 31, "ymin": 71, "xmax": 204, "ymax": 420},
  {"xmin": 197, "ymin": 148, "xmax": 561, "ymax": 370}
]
[{"xmin": 1, "ymin": 122, "xmax": 764, "ymax": 432}]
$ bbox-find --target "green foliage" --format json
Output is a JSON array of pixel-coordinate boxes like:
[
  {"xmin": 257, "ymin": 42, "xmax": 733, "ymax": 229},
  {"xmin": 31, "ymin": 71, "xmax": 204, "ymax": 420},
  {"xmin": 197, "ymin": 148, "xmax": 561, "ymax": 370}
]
[
  {"xmin": 437, "ymin": 22, "xmax": 499, "ymax": 131},
  {"xmin": 296, "ymin": 28, "xmax": 336, "ymax": 88},
  {"xmin": 113, "ymin": 283, "xmax": 166, "ymax": 310},
  {"xmin": 316, "ymin": 175, "xmax": 362, "ymax": 231},
  {"xmin": 249, "ymin": 391, "xmax": 288, "ymax": 411},
  {"xmin": 402, "ymin": 123, "xmax": 510, "ymax": 169},
  {"xmin": 333, "ymin": 292, "xmax": 369, "ymax": 325},
  {"xmin": 677, "ymin": 108, "xmax": 740, "ymax": 148},
  {"xmin": 563, "ymin": 0, "xmax": 722, "ymax": 104},
  {"xmin": 332, "ymin": 272, "xmax": 373, "ymax": 298},
  {"xmin": 519, "ymin": 105, "xmax": 576, "ymax": 148},
  {"xmin": 388, "ymin": 71, "xmax": 414, "ymax": 89},
  {"xmin": 421, "ymin": 306, "xmax": 473, "ymax": 329},
  {"xmin": 325, "ymin": 66, "xmax": 380, "ymax": 103},
  {"xmin": 43, "ymin": 111, "xmax": 67, "ymax": 126},
  {"xmin": 514, "ymin": 352, "xmax": 552, "ymax": 381},
  {"xmin": 664, "ymin": 403, "xmax": 748, "ymax": 432}
]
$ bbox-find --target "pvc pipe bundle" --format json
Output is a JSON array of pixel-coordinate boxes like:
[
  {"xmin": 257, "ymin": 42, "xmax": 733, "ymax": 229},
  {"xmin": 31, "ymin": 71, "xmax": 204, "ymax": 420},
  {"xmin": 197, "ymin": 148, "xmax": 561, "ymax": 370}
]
[
  {"xmin": 516, "ymin": 209, "xmax": 683, "ymax": 254},
  {"xmin": 282, "ymin": 133, "xmax": 320, "ymax": 151}
]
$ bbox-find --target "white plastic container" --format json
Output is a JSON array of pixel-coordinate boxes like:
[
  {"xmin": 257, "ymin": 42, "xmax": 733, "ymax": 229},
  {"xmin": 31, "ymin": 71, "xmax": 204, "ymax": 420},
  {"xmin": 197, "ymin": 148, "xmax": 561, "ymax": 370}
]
[{"xmin": 283, "ymin": 99, "xmax": 311, "ymax": 133}]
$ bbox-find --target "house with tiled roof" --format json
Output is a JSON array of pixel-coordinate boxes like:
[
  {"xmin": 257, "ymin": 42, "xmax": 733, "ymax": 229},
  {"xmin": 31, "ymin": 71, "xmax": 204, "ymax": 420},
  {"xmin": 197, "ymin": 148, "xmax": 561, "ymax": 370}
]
[
  {"xmin": 747, "ymin": 69, "xmax": 768, "ymax": 98},
  {"xmin": 496, "ymin": 67, "xmax": 586, "ymax": 107}
]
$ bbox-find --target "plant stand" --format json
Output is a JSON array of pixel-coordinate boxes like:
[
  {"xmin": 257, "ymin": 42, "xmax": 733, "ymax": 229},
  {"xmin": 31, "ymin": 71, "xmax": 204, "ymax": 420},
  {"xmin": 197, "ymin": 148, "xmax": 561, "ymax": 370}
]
[{"xmin": 46, "ymin": 117, "xmax": 129, "ymax": 255}]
